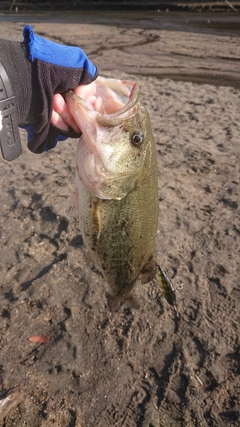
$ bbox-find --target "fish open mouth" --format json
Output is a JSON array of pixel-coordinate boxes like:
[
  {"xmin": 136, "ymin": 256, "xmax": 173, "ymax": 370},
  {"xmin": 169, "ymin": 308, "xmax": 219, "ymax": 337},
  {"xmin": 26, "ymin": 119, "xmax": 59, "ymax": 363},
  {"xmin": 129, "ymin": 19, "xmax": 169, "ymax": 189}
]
[
  {"xmin": 97, "ymin": 81, "xmax": 140, "ymax": 126},
  {"xmin": 64, "ymin": 77, "xmax": 144, "ymax": 200},
  {"xmin": 65, "ymin": 76, "xmax": 140, "ymax": 130}
]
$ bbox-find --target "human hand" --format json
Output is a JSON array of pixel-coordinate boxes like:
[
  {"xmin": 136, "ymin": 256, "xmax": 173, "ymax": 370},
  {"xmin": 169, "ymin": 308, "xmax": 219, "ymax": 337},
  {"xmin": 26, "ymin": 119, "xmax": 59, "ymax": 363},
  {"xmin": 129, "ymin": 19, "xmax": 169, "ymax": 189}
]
[
  {"xmin": 0, "ymin": 25, "xmax": 98, "ymax": 154},
  {"xmin": 51, "ymin": 93, "xmax": 81, "ymax": 134},
  {"xmin": 51, "ymin": 81, "xmax": 97, "ymax": 133}
]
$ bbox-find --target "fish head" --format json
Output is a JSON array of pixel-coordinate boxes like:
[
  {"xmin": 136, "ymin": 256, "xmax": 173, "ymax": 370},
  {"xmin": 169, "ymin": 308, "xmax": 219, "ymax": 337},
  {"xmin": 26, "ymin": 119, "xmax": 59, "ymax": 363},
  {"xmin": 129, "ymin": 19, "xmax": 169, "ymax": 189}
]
[{"xmin": 65, "ymin": 77, "xmax": 154, "ymax": 200}]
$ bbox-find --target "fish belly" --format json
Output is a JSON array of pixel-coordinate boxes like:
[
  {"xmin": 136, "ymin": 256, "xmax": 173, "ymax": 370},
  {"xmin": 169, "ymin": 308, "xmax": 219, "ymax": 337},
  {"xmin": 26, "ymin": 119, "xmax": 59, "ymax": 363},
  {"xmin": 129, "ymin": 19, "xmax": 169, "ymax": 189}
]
[{"xmin": 76, "ymin": 163, "xmax": 158, "ymax": 299}]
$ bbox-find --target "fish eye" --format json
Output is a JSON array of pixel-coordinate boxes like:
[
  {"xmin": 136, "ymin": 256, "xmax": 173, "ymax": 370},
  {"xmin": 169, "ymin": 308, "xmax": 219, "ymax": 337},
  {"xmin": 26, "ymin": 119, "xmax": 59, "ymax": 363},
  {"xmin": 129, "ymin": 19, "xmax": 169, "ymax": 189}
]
[{"xmin": 131, "ymin": 131, "xmax": 144, "ymax": 147}]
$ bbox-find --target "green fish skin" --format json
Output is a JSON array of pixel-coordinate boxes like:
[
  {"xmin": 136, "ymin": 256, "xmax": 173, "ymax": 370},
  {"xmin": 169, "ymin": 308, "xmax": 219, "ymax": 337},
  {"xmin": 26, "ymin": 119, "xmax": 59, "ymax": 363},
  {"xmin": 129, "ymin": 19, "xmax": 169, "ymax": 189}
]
[{"xmin": 66, "ymin": 77, "xmax": 158, "ymax": 309}]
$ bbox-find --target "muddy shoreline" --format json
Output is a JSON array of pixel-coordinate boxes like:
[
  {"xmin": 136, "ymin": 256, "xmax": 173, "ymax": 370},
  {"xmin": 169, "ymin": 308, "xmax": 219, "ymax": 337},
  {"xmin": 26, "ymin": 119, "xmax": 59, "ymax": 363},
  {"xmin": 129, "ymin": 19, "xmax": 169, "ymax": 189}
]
[
  {"xmin": 1, "ymin": 1, "xmax": 240, "ymax": 12},
  {"xmin": 0, "ymin": 11, "xmax": 240, "ymax": 87},
  {"xmin": 0, "ymin": 14, "xmax": 240, "ymax": 427},
  {"xmin": 1, "ymin": 10, "xmax": 240, "ymax": 37}
]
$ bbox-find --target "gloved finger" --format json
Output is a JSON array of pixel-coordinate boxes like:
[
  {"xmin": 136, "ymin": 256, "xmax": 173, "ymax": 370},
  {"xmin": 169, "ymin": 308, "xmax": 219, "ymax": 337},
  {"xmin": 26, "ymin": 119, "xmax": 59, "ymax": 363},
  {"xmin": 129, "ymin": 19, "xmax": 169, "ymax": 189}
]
[{"xmin": 52, "ymin": 93, "xmax": 81, "ymax": 133}]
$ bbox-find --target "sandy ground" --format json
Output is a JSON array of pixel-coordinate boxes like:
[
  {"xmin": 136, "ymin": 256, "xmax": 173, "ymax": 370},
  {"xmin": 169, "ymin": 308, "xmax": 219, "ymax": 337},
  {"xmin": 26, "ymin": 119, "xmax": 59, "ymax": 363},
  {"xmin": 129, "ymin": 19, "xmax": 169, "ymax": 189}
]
[{"xmin": 0, "ymin": 13, "xmax": 239, "ymax": 427}]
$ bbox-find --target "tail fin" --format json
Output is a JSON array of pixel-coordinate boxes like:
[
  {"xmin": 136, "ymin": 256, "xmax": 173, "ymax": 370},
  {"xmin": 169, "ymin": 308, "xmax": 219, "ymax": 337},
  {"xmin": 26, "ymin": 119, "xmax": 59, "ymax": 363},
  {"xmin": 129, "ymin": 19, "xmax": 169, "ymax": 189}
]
[{"xmin": 107, "ymin": 294, "xmax": 140, "ymax": 311}]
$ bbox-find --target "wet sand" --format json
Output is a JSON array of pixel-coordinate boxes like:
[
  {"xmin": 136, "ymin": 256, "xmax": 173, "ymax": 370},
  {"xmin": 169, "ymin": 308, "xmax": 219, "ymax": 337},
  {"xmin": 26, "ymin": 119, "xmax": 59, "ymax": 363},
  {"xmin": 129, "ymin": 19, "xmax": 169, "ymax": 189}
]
[
  {"xmin": 1, "ymin": 11, "xmax": 240, "ymax": 87},
  {"xmin": 0, "ymin": 12, "xmax": 239, "ymax": 427}
]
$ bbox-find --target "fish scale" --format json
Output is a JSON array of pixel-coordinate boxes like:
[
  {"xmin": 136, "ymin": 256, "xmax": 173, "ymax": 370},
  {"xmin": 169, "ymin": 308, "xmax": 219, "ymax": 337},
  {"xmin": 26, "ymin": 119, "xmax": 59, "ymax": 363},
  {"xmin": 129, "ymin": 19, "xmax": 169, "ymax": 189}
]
[{"xmin": 66, "ymin": 76, "xmax": 176, "ymax": 310}]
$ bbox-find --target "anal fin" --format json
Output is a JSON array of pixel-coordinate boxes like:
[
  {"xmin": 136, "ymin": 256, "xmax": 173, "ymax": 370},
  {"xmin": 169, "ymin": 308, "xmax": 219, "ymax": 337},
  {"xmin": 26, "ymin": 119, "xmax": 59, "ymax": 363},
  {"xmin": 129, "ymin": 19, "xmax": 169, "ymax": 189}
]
[{"xmin": 139, "ymin": 255, "xmax": 157, "ymax": 284}]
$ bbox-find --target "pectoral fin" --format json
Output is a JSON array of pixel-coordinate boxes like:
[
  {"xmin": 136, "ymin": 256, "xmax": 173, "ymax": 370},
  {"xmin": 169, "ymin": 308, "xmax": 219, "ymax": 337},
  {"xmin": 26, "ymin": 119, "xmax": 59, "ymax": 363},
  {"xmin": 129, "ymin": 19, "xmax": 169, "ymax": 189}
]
[
  {"xmin": 66, "ymin": 189, "xmax": 79, "ymax": 216},
  {"xmin": 91, "ymin": 199, "xmax": 102, "ymax": 239}
]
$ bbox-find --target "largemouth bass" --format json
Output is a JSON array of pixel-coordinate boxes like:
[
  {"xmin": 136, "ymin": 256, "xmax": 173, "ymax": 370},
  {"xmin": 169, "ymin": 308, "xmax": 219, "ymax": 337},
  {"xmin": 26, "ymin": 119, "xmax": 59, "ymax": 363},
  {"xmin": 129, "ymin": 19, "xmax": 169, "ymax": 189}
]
[{"xmin": 65, "ymin": 76, "xmax": 175, "ymax": 310}]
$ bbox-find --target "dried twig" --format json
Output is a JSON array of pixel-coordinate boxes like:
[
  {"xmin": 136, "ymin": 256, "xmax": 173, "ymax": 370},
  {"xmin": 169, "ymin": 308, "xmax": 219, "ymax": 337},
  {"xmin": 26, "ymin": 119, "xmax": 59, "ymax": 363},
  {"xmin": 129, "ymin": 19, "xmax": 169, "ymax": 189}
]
[
  {"xmin": 225, "ymin": 0, "xmax": 238, "ymax": 11},
  {"xmin": 0, "ymin": 385, "xmax": 24, "ymax": 420}
]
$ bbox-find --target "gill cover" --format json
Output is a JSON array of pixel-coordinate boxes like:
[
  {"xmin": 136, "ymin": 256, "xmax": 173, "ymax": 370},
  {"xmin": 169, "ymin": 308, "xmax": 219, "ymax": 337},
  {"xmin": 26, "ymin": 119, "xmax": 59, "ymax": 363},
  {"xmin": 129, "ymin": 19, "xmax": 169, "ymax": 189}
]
[{"xmin": 65, "ymin": 77, "xmax": 151, "ymax": 199}]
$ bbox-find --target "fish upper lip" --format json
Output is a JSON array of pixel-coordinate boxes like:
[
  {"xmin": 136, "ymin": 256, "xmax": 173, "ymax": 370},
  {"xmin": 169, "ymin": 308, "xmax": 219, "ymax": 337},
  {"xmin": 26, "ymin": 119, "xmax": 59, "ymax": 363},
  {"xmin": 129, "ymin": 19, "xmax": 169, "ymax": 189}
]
[
  {"xmin": 96, "ymin": 83, "xmax": 140, "ymax": 127},
  {"xmin": 108, "ymin": 82, "xmax": 140, "ymax": 117}
]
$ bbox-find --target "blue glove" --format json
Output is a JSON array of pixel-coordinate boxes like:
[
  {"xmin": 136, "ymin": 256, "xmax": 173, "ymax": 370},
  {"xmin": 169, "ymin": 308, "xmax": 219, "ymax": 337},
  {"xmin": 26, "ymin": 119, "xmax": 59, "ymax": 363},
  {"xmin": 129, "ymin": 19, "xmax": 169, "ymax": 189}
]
[{"xmin": 0, "ymin": 25, "xmax": 98, "ymax": 153}]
